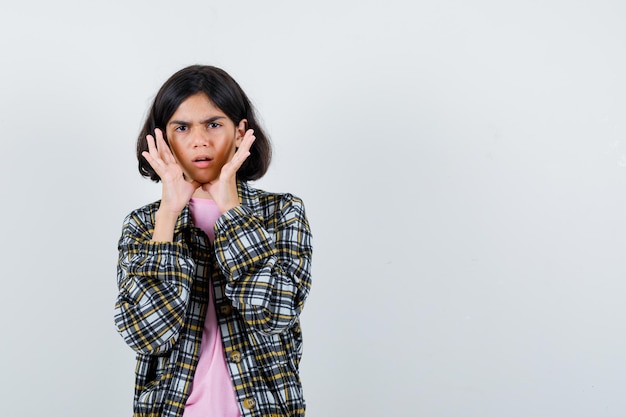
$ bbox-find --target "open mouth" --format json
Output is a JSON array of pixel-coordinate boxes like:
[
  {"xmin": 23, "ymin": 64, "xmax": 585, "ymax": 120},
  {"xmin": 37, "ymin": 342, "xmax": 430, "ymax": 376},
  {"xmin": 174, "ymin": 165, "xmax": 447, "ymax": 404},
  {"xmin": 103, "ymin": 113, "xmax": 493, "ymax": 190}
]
[{"xmin": 192, "ymin": 156, "xmax": 213, "ymax": 168}]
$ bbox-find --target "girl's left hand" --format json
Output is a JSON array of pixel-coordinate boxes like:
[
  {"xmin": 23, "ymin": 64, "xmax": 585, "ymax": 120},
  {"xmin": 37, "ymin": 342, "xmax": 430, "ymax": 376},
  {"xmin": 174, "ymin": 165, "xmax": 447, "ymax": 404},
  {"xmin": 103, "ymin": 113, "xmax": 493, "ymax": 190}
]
[{"xmin": 202, "ymin": 129, "xmax": 256, "ymax": 213}]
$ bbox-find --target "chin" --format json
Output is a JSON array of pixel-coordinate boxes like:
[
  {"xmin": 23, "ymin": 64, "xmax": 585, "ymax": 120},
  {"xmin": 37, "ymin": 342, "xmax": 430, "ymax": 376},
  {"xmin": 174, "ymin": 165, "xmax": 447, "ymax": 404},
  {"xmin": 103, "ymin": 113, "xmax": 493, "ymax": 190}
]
[{"xmin": 187, "ymin": 171, "xmax": 217, "ymax": 184}]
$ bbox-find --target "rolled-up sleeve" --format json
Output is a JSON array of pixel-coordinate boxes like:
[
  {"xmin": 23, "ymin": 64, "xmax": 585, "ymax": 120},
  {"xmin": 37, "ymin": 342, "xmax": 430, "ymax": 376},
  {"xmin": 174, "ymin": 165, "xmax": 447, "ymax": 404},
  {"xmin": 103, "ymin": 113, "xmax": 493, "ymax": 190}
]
[
  {"xmin": 114, "ymin": 209, "xmax": 195, "ymax": 355},
  {"xmin": 214, "ymin": 194, "xmax": 313, "ymax": 334}
]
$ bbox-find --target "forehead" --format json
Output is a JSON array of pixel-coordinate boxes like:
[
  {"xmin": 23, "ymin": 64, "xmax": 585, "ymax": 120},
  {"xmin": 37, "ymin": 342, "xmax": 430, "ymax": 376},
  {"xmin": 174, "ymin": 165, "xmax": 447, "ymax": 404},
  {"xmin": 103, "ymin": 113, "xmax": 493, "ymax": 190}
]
[{"xmin": 171, "ymin": 93, "xmax": 226, "ymax": 119}]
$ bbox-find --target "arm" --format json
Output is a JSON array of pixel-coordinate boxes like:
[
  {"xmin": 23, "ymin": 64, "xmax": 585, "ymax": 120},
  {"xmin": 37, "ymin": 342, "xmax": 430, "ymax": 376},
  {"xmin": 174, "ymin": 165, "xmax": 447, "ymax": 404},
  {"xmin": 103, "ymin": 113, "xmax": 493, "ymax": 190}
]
[
  {"xmin": 214, "ymin": 194, "xmax": 313, "ymax": 334},
  {"xmin": 114, "ymin": 208, "xmax": 195, "ymax": 354},
  {"xmin": 114, "ymin": 126, "xmax": 252, "ymax": 351}
]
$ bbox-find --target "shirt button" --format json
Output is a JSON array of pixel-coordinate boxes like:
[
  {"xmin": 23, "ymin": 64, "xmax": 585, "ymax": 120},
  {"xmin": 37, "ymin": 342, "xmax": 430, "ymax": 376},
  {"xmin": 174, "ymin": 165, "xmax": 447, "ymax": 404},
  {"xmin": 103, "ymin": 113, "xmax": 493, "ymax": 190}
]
[
  {"xmin": 219, "ymin": 304, "xmax": 233, "ymax": 315},
  {"xmin": 229, "ymin": 351, "xmax": 241, "ymax": 363},
  {"xmin": 243, "ymin": 397, "xmax": 256, "ymax": 409}
]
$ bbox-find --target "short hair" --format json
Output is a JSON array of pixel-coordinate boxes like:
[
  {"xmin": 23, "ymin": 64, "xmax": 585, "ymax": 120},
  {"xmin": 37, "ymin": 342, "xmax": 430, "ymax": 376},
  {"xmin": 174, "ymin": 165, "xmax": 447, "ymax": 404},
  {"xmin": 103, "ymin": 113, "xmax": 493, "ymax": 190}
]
[{"xmin": 136, "ymin": 65, "xmax": 272, "ymax": 182}]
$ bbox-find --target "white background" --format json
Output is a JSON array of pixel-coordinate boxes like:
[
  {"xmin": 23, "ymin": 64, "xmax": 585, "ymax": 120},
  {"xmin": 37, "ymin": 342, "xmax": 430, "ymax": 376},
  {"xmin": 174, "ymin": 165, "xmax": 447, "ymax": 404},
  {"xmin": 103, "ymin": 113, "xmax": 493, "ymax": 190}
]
[{"xmin": 1, "ymin": 1, "xmax": 626, "ymax": 416}]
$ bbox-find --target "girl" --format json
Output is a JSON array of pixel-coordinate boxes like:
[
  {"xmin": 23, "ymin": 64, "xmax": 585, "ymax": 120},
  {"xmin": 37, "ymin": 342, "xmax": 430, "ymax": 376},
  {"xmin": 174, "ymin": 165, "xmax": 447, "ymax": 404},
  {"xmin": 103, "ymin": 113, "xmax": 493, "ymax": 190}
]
[{"xmin": 114, "ymin": 65, "xmax": 313, "ymax": 417}]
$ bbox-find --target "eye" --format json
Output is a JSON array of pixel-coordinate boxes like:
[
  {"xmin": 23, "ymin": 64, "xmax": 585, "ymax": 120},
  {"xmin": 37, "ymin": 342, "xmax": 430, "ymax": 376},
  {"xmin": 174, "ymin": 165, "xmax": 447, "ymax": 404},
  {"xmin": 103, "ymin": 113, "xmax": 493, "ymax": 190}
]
[
  {"xmin": 174, "ymin": 125, "xmax": 188, "ymax": 132},
  {"xmin": 208, "ymin": 122, "xmax": 221, "ymax": 129}
]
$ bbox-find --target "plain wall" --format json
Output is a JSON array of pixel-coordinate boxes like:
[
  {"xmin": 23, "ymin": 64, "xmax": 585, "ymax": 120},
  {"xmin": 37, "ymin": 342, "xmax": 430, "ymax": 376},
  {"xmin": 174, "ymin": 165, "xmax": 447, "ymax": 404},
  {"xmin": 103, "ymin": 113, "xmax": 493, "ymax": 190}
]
[{"xmin": 1, "ymin": 1, "xmax": 626, "ymax": 416}]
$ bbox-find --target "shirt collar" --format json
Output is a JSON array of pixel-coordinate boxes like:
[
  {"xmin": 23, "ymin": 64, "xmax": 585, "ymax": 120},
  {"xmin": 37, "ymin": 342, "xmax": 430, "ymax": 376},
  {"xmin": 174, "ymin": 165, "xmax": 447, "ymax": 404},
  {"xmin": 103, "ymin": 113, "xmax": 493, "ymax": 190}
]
[{"xmin": 172, "ymin": 180, "xmax": 261, "ymax": 235}]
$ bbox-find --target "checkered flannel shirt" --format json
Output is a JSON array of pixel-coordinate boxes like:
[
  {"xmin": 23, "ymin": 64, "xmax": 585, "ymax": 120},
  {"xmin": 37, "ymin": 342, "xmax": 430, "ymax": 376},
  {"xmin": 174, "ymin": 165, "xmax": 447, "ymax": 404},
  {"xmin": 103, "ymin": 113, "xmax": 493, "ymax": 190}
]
[{"xmin": 114, "ymin": 181, "xmax": 313, "ymax": 417}]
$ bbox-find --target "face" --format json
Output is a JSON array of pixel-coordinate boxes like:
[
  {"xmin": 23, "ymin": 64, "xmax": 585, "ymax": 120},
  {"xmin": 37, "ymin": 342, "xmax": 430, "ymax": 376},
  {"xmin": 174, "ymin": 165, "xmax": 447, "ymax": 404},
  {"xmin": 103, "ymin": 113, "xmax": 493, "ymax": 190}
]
[{"xmin": 165, "ymin": 93, "xmax": 246, "ymax": 184}]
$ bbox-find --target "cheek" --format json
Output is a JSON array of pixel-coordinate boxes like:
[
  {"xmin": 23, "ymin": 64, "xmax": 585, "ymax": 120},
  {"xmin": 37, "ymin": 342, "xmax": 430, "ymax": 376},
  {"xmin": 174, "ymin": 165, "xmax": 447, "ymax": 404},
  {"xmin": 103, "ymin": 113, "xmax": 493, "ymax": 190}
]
[
  {"xmin": 227, "ymin": 143, "xmax": 238, "ymax": 160},
  {"xmin": 217, "ymin": 140, "xmax": 237, "ymax": 159}
]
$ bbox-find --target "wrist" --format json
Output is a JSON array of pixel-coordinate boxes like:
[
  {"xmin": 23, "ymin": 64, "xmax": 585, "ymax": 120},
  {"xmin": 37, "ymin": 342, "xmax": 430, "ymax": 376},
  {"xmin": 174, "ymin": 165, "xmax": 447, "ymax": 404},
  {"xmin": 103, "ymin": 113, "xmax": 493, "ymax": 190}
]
[
  {"xmin": 152, "ymin": 209, "xmax": 179, "ymax": 242},
  {"xmin": 155, "ymin": 207, "xmax": 181, "ymax": 222}
]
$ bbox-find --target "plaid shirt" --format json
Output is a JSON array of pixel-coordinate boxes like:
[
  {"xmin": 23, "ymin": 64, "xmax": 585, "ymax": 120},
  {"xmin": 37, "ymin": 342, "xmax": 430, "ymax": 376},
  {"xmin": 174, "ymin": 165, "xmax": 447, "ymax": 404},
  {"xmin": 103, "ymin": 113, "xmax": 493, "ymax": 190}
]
[{"xmin": 114, "ymin": 181, "xmax": 313, "ymax": 417}]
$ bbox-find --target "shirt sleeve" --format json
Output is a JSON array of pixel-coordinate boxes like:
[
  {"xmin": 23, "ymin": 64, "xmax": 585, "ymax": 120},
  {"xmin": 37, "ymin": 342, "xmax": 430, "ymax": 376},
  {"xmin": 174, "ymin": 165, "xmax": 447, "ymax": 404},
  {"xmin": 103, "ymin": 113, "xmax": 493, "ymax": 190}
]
[
  {"xmin": 114, "ymin": 209, "xmax": 195, "ymax": 355},
  {"xmin": 214, "ymin": 194, "xmax": 313, "ymax": 335}
]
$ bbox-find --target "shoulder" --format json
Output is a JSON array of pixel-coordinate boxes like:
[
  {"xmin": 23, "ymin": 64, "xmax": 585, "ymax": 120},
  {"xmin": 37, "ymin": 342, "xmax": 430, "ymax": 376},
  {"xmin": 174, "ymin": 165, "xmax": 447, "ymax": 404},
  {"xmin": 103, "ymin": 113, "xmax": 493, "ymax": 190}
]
[
  {"xmin": 238, "ymin": 183, "xmax": 310, "ymax": 235},
  {"xmin": 123, "ymin": 201, "xmax": 161, "ymax": 226},
  {"xmin": 241, "ymin": 182, "xmax": 307, "ymax": 216},
  {"xmin": 118, "ymin": 201, "xmax": 162, "ymax": 242}
]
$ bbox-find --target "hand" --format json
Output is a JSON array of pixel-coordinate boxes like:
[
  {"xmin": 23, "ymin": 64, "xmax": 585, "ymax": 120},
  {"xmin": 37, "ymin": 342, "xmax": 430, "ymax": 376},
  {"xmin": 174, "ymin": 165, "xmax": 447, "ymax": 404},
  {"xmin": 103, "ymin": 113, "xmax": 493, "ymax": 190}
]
[
  {"xmin": 142, "ymin": 128, "xmax": 201, "ymax": 215},
  {"xmin": 202, "ymin": 129, "xmax": 256, "ymax": 213}
]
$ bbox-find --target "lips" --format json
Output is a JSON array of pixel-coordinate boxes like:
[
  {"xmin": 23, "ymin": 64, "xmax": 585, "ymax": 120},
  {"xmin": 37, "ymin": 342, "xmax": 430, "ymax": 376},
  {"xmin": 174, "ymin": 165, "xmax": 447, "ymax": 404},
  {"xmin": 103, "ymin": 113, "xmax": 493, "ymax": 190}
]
[{"xmin": 192, "ymin": 155, "xmax": 212, "ymax": 168}]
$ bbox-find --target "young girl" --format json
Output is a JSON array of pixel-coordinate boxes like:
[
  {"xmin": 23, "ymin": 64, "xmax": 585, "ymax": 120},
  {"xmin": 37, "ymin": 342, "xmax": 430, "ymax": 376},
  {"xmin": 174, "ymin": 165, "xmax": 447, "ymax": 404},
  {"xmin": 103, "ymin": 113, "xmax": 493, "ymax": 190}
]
[{"xmin": 114, "ymin": 65, "xmax": 313, "ymax": 417}]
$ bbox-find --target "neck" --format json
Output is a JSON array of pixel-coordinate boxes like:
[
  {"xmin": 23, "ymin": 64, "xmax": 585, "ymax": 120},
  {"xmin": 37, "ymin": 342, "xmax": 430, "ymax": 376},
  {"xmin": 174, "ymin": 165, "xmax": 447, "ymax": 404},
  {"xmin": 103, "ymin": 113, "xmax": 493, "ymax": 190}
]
[{"xmin": 192, "ymin": 187, "xmax": 213, "ymax": 199}]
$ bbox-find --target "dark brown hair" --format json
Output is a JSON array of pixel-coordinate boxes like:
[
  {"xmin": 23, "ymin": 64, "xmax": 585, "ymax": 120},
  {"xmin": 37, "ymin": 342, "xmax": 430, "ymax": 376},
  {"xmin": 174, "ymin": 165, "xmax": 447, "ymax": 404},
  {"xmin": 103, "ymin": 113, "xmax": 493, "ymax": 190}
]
[{"xmin": 136, "ymin": 65, "xmax": 271, "ymax": 182}]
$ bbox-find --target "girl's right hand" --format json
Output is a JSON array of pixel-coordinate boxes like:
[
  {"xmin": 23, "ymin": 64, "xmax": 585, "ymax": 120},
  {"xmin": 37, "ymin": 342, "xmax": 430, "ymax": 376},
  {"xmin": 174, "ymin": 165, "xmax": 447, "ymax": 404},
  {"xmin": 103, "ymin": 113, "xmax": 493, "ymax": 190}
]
[{"xmin": 142, "ymin": 128, "xmax": 201, "ymax": 216}]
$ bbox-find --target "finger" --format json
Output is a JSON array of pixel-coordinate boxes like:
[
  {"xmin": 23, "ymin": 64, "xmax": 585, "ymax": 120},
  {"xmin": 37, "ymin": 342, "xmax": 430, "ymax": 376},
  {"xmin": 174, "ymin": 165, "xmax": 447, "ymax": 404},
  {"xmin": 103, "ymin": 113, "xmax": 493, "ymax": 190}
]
[
  {"xmin": 154, "ymin": 129, "xmax": 176, "ymax": 164},
  {"xmin": 238, "ymin": 129, "xmax": 256, "ymax": 153},
  {"xmin": 222, "ymin": 151, "xmax": 251, "ymax": 180},
  {"xmin": 144, "ymin": 135, "xmax": 164, "ymax": 169},
  {"xmin": 141, "ymin": 150, "xmax": 153, "ymax": 163},
  {"xmin": 145, "ymin": 134, "xmax": 158, "ymax": 156},
  {"xmin": 233, "ymin": 134, "xmax": 255, "ymax": 162},
  {"xmin": 230, "ymin": 130, "xmax": 255, "ymax": 166},
  {"xmin": 210, "ymin": 129, "xmax": 256, "ymax": 182},
  {"xmin": 153, "ymin": 129, "xmax": 166, "ymax": 159},
  {"xmin": 142, "ymin": 134, "xmax": 174, "ymax": 178},
  {"xmin": 142, "ymin": 149, "xmax": 164, "ymax": 173}
]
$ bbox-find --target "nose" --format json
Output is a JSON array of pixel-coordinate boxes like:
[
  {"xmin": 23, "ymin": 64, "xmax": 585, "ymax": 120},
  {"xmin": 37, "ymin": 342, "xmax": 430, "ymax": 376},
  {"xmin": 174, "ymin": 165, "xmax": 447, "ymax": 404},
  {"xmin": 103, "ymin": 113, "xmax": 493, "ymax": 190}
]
[{"xmin": 190, "ymin": 127, "xmax": 210, "ymax": 147}]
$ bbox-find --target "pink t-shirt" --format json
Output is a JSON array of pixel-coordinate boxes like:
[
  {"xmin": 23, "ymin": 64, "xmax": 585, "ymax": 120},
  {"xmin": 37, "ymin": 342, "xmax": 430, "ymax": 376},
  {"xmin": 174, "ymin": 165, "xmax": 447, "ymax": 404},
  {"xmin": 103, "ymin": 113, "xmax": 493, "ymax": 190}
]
[{"xmin": 184, "ymin": 198, "xmax": 241, "ymax": 417}]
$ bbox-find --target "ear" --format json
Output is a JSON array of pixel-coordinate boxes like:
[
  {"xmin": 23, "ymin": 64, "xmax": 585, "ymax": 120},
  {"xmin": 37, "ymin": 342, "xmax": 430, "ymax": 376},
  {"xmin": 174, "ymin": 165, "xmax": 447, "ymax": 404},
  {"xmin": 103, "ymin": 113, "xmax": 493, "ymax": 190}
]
[{"xmin": 235, "ymin": 119, "xmax": 248, "ymax": 147}]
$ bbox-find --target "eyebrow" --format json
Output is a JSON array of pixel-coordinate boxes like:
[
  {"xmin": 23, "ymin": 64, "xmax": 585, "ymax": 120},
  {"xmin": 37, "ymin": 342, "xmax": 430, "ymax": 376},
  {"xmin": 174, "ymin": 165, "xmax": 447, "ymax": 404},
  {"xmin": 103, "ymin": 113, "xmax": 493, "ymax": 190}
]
[{"xmin": 168, "ymin": 116, "xmax": 226, "ymax": 125}]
